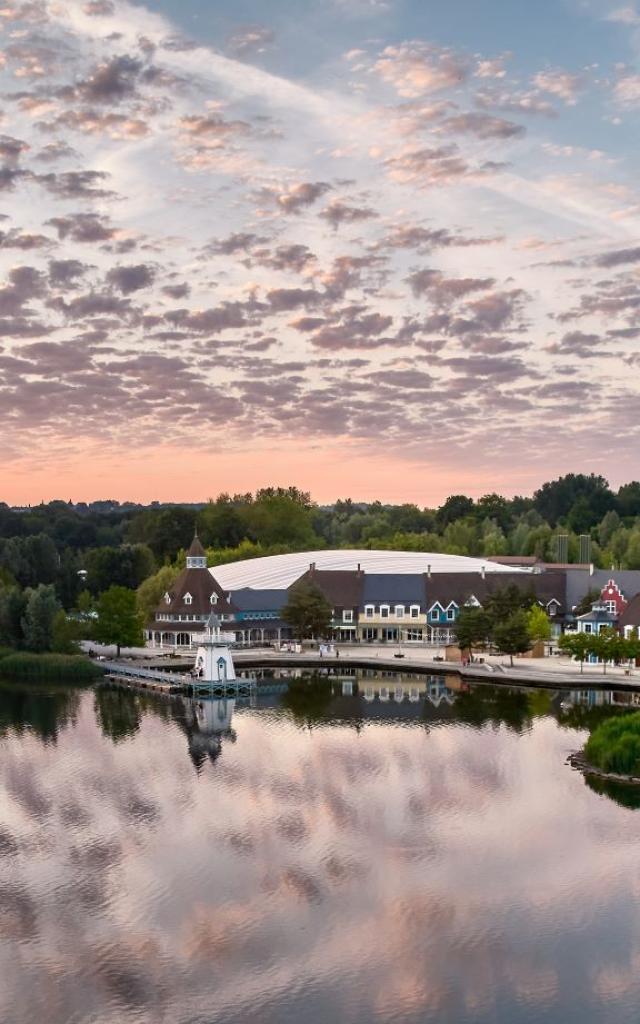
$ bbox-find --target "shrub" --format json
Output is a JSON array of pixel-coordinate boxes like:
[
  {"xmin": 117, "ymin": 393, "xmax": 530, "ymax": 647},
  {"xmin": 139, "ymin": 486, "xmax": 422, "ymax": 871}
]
[
  {"xmin": 0, "ymin": 653, "xmax": 104, "ymax": 683},
  {"xmin": 585, "ymin": 712, "xmax": 640, "ymax": 776}
]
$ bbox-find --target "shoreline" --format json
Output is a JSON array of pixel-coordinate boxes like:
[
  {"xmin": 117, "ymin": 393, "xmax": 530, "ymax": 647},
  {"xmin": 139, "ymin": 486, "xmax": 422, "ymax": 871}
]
[
  {"xmin": 231, "ymin": 651, "xmax": 640, "ymax": 692},
  {"xmin": 567, "ymin": 750, "xmax": 640, "ymax": 786}
]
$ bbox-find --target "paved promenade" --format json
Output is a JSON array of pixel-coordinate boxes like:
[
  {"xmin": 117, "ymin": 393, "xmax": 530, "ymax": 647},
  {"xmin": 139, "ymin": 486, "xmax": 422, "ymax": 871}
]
[{"xmin": 84, "ymin": 641, "xmax": 640, "ymax": 690}]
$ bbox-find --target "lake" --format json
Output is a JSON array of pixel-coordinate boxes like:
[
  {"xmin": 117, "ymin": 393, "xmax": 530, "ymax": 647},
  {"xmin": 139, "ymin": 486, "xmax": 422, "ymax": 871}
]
[{"xmin": 1, "ymin": 670, "xmax": 640, "ymax": 1024}]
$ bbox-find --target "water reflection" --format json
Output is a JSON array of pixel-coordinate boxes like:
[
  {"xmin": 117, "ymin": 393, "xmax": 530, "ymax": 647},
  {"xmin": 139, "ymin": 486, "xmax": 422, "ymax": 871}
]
[
  {"xmin": 0, "ymin": 681, "xmax": 81, "ymax": 743},
  {"xmin": 2, "ymin": 673, "xmax": 640, "ymax": 1024}
]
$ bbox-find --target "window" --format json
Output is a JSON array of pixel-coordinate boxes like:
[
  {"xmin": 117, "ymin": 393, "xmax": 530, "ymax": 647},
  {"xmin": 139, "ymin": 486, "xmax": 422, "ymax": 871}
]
[
  {"xmin": 447, "ymin": 608, "xmax": 455, "ymax": 621},
  {"xmin": 365, "ymin": 605, "xmax": 374, "ymax": 618},
  {"xmin": 164, "ymin": 592, "xmax": 171, "ymax": 605},
  {"xmin": 380, "ymin": 605, "xmax": 389, "ymax": 619},
  {"xmin": 606, "ymin": 600, "xmax": 616, "ymax": 614},
  {"xmin": 210, "ymin": 592, "xmax": 218, "ymax": 604},
  {"xmin": 343, "ymin": 609, "xmax": 353, "ymax": 623},
  {"xmin": 410, "ymin": 605, "xmax": 420, "ymax": 618},
  {"xmin": 395, "ymin": 605, "xmax": 404, "ymax": 618},
  {"xmin": 184, "ymin": 593, "xmax": 192, "ymax": 606},
  {"xmin": 584, "ymin": 623, "xmax": 592, "ymax": 634},
  {"xmin": 430, "ymin": 608, "xmax": 440, "ymax": 621}
]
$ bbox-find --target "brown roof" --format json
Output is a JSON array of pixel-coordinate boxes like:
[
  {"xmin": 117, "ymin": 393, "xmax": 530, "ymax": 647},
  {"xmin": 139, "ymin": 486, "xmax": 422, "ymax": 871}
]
[
  {"xmin": 154, "ymin": 566, "xmax": 234, "ymax": 617},
  {"xmin": 292, "ymin": 568, "xmax": 364, "ymax": 609},
  {"xmin": 619, "ymin": 593, "xmax": 640, "ymax": 630},
  {"xmin": 425, "ymin": 571, "xmax": 567, "ymax": 612},
  {"xmin": 187, "ymin": 533, "xmax": 206, "ymax": 558}
]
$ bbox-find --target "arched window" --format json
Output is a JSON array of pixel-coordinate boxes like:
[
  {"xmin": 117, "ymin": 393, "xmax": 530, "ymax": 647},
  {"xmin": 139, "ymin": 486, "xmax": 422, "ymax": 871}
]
[
  {"xmin": 184, "ymin": 593, "xmax": 192, "ymax": 606},
  {"xmin": 210, "ymin": 592, "xmax": 218, "ymax": 604},
  {"xmin": 164, "ymin": 592, "xmax": 171, "ymax": 604}
]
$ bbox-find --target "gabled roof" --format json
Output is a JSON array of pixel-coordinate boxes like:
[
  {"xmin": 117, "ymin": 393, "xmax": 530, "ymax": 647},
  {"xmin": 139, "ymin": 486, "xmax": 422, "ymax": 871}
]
[
  {"xmin": 619, "ymin": 594, "xmax": 640, "ymax": 629},
  {"xmin": 424, "ymin": 571, "xmax": 567, "ymax": 612},
  {"xmin": 294, "ymin": 569, "xmax": 364, "ymax": 609}
]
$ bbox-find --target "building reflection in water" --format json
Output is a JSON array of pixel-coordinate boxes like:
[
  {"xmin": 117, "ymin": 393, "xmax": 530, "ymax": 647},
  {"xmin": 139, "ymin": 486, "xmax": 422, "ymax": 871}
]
[{"xmin": 178, "ymin": 697, "xmax": 237, "ymax": 771}]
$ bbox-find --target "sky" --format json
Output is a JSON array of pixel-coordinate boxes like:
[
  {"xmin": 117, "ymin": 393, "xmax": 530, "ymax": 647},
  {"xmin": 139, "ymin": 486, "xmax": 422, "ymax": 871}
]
[{"xmin": 1, "ymin": 0, "xmax": 640, "ymax": 505}]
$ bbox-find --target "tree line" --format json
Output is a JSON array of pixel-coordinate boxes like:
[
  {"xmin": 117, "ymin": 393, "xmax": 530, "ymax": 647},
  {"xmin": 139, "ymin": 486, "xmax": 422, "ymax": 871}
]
[{"xmin": 2, "ymin": 474, "xmax": 640, "ymax": 652}]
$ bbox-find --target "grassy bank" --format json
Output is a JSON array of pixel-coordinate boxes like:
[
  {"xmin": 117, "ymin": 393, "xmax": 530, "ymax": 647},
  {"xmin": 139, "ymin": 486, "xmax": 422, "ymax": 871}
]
[
  {"xmin": 0, "ymin": 651, "xmax": 104, "ymax": 683},
  {"xmin": 584, "ymin": 712, "xmax": 640, "ymax": 777}
]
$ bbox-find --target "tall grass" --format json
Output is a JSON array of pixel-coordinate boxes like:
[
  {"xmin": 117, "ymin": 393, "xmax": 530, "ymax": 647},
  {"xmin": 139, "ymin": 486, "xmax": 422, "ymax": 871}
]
[
  {"xmin": 584, "ymin": 712, "xmax": 640, "ymax": 776},
  {"xmin": 0, "ymin": 653, "xmax": 104, "ymax": 683}
]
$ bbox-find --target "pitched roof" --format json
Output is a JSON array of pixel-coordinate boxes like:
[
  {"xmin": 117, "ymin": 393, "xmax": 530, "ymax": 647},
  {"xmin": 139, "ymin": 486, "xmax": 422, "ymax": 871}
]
[
  {"xmin": 361, "ymin": 573, "xmax": 427, "ymax": 607},
  {"xmin": 231, "ymin": 588, "xmax": 287, "ymax": 612},
  {"xmin": 155, "ymin": 566, "xmax": 234, "ymax": 616},
  {"xmin": 425, "ymin": 571, "xmax": 566, "ymax": 611},
  {"xmin": 619, "ymin": 593, "xmax": 640, "ymax": 629},
  {"xmin": 293, "ymin": 569, "xmax": 364, "ymax": 609},
  {"xmin": 187, "ymin": 533, "xmax": 206, "ymax": 558}
]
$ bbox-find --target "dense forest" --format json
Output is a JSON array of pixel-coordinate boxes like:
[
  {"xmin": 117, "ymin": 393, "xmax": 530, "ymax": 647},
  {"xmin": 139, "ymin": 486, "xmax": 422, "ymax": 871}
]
[{"xmin": 1, "ymin": 475, "xmax": 640, "ymax": 636}]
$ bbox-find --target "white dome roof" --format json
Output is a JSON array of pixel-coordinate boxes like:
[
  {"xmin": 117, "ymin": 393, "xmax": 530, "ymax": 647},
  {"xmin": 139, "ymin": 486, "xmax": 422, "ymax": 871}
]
[{"xmin": 209, "ymin": 549, "xmax": 528, "ymax": 591}]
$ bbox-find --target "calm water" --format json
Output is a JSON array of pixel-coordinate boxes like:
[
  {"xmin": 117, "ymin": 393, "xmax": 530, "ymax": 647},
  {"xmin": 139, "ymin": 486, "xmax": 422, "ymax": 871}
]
[{"xmin": 1, "ymin": 672, "xmax": 640, "ymax": 1024}]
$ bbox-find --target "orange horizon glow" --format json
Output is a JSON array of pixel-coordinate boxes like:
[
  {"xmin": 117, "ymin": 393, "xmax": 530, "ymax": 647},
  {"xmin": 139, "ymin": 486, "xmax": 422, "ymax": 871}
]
[{"xmin": 0, "ymin": 441, "xmax": 618, "ymax": 507}]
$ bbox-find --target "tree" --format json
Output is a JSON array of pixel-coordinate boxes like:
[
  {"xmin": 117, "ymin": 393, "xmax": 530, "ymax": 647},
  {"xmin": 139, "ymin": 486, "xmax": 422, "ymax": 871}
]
[
  {"xmin": 198, "ymin": 497, "xmax": 246, "ymax": 548},
  {"xmin": 136, "ymin": 564, "xmax": 180, "ymax": 625},
  {"xmin": 527, "ymin": 605, "xmax": 551, "ymax": 646},
  {"xmin": 21, "ymin": 584, "xmax": 60, "ymax": 652},
  {"xmin": 282, "ymin": 583, "xmax": 333, "ymax": 640},
  {"xmin": 436, "ymin": 494, "xmax": 474, "ymax": 528},
  {"xmin": 559, "ymin": 631, "xmax": 593, "ymax": 673},
  {"xmin": 484, "ymin": 584, "xmax": 536, "ymax": 627},
  {"xmin": 244, "ymin": 492, "xmax": 319, "ymax": 548},
  {"xmin": 454, "ymin": 608, "xmax": 491, "ymax": 657},
  {"xmin": 533, "ymin": 473, "xmax": 614, "ymax": 528},
  {"xmin": 575, "ymin": 587, "xmax": 601, "ymax": 616},
  {"xmin": 85, "ymin": 544, "xmax": 155, "ymax": 594},
  {"xmin": 0, "ymin": 586, "xmax": 28, "ymax": 648},
  {"xmin": 94, "ymin": 586, "xmax": 143, "ymax": 656},
  {"xmin": 51, "ymin": 610, "xmax": 81, "ymax": 654},
  {"xmin": 492, "ymin": 610, "xmax": 532, "ymax": 666},
  {"xmin": 126, "ymin": 507, "xmax": 196, "ymax": 561}
]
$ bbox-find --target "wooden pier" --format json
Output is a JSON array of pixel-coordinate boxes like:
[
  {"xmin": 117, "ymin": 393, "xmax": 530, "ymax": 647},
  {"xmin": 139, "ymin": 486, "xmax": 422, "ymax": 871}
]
[{"xmin": 103, "ymin": 661, "xmax": 256, "ymax": 699}]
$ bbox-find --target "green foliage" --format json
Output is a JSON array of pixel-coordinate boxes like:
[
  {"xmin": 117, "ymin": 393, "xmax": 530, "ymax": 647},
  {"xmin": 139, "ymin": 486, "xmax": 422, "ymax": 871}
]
[
  {"xmin": 585, "ymin": 712, "xmax": 640, "ymax": 776},
  {"xmin": 282, "ymin": 582, "xmax": 333, "ymax": 639},
  {"xmin": 0, "ymin": 652, "xmax": 103, "ymax": 682},
  {"xmin": 484, "ymin": 584, "xmax": 537, "ymax": 627},
  {"xmin": 527, "ymin": 604, "xmax": 551, "ymax": 644},
  {"xmin": 492, "ymin": 610, "xmax": 532, "ymax": 665},
  {"xmin": 21, "ymin": 584, "xmax": 61, "ymax": 652},
  {"xmin": 0, "ymin": 586, "xmax": 27, "ymax": 648},
  {"xmin": 454, "ymin": 607, "xmax": 491, "ymax": 653},
  {"xmin": 127, "ymin": 506, "xmax": 196, "ymax": 561},
  {"xmin": 85, "ymin": 544, "xmax": 155, "ymax": 594},
  {"xmin": 558, "ymin": 631, "xmax": 592, "ymax": 669},
  {"xmin": 51, "ymin": 610, "xmax": 81, "ymax": 654},
  {"xmin": 94, "ymin": 586, "xmax": 143, "ymax": 655},
  {"xmin": 136, "ymin": 564, "xmax": 180, "ymax": 624}
]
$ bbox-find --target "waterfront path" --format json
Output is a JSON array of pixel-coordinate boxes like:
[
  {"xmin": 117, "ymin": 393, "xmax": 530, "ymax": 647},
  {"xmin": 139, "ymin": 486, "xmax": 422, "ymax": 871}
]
[{"xmin": 83, "ymin": 641, "xmax": 640, "ymax": 691}]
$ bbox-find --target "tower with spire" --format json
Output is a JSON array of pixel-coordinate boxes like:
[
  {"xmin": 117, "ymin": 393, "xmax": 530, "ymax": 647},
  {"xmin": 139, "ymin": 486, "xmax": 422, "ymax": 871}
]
[{"xmin": 146, "ymin": 531, "xmax": 236, "ymax": 649}]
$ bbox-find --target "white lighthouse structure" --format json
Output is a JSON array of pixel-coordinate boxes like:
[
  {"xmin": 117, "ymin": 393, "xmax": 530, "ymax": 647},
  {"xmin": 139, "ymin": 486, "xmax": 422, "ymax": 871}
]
[{"xmin": 193, "ymin": 611, "xmax": 237, "ymax": 688}]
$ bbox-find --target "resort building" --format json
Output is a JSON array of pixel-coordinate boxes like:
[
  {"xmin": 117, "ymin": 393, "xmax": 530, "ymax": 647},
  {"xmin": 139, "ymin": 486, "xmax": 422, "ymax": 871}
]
[
  {"xmin": 358, "ymin": 574, "xmax": 427, "ymax": 643},
  {"xmin": 147, "ymin": 534, "xmax": 235, "ymax": 648}
]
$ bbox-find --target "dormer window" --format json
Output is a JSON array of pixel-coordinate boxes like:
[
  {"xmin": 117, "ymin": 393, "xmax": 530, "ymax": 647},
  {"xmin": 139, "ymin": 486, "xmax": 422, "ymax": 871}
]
[
  {"xmin": 164, "ymin": 592, "xmax": 171, "ymax": 605},
  {"xmin": 184, "ymin": 593, "xmax": 192, "ymax": 606},
  {"xmin": 210, "ymin": 592, "xmax": 218, "ymax": 605}
]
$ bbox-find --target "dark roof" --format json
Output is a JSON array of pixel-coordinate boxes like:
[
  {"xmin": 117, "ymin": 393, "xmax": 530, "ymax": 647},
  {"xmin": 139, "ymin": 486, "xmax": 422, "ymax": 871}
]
[
  {"xmin": 231, "ymin": 588, "xmax": 287, "ymax": 612},
  {"xmin": 294, "ymin": 569, "xmax": 364, "ymax": 609},
  {"xmin": 618, "ymin": 594, "xmax": 640, "ymax": 629},
  {"xmin": 187, "ymin": 533, "xmax": 206, "ymax": 558},
  {"xmin": 565, "ymin": 569, "xmax": 640, "ymax": 610},
  {"xmin": 361, "ymin": 573, "xmax": 426, "ymax": 607},
  {"xmin": 155, "ymin": 566, "xmax": 234, "ymax": 617},
  {"xmin": 425, "ymin": 571, "xmax": 566, "ymax": 611}
]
